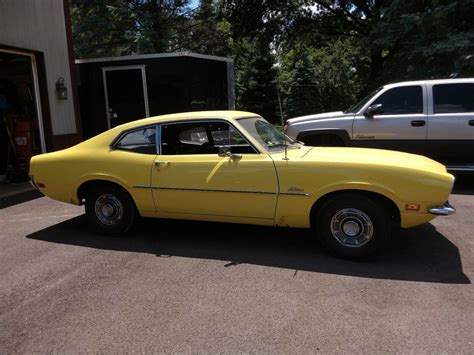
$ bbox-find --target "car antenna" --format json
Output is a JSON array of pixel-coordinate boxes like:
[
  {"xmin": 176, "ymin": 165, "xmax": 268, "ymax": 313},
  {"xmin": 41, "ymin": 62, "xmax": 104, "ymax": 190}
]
[
  {"xmin": 277, "ymin": 82, "xmax": 289, "ymax": 161},
  {"xmin": 283, "ymin": 139, "xmax": 289, "ymax": 160}
]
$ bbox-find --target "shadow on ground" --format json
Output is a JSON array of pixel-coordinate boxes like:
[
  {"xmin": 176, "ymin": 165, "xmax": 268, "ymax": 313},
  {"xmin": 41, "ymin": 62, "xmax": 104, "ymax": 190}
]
[{"xmin": 27, "ymin": 215, "xmax": 469, "ymax": 284}]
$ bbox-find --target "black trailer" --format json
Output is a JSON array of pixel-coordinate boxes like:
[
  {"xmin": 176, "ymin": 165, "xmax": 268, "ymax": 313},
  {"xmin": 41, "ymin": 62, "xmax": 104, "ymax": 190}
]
[{"xmin": 76, "ymin": 52, "xmax": 235, "ymax": 138}]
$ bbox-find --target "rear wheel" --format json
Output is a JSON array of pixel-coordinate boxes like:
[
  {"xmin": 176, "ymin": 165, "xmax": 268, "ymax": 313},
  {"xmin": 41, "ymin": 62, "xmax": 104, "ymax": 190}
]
[
  {"xmin": 315, "ymin": 193, "xmax": 392, "ymax": 258},
  {"xmin": 85, "ymin": 186, "xmax": 136, "ymax": 234}
]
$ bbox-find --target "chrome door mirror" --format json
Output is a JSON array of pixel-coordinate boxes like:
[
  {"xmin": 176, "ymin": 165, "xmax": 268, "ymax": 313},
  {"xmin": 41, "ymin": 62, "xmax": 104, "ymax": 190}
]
[
  {"xmin": 364, "ymin": 104, "xmax": 383, "ymax": 118},
  {"xmin": 218, "ymin": 146, "xmax": 242, "ymax": 160}
]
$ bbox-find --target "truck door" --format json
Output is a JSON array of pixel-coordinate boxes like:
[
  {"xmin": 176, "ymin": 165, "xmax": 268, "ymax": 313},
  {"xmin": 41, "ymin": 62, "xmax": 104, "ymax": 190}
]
[
  {"xmin": 427, "ymin": 82, "xmax": 474, "ymax": 166},
  {"xmin": 352, "ymin": 85, "xmax": 428, "ymax": 155}
]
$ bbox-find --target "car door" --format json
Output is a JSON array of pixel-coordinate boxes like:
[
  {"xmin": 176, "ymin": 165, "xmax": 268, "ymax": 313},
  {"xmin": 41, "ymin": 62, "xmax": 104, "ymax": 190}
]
[
  {"xmin": 108, "ymin": 125, "xmax": 157, "ymax": 212},
  {"xmin": 426, "ymin": 82, "xmax": 474, "ymax": 165},
  {"xmin": 352, "ymin": 85, "xmax": 428, "ymax": 155},
  {"xmin": 151, "ymin": 120, "xmax": 279, "ymax": 221}
]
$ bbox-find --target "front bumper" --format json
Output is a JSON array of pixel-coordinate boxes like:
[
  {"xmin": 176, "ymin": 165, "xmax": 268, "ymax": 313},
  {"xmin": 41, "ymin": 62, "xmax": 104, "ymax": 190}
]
[{"xmin": 428, "ymin": 202, "xmax": 456, "ymax": 216}]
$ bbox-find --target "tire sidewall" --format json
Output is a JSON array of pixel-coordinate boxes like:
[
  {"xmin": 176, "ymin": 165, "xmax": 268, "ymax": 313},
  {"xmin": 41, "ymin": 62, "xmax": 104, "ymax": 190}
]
[
  {"xmin": 85, "ymin": 186, "xmax": 135, "ymax": 235},
  {"xmin": 316, "ymin": 194, "xmax": 391, "ymax": 259}
]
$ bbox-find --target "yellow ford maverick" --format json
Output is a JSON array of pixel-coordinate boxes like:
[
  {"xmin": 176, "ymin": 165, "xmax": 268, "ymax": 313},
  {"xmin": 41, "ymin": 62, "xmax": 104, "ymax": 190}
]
[{"xmin": 29, "ymin": 111, "xmax": 455, "ymax": 258}]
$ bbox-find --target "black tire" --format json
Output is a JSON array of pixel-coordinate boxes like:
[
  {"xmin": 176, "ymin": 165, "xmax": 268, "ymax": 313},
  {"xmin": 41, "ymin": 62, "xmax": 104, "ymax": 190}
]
[
  {"xmin": 314, "ymin": 193, "xmax": 392, "ymax": 259},
  {"xmin": 85, "ymin": 185, "xmax": 136, "ymax": 235},
  {"xmin": 303, "ymin": 134, "xmax": 344, "ymax": 147}
]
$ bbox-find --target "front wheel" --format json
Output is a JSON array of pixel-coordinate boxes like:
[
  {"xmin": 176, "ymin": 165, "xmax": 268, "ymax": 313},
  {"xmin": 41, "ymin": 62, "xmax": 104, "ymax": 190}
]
[
  {"xmin": 85, "ymin": 186, "xmax": 136, "ymax": 235},
  {"xmin": 315, "ymin": 193, "xmax": 392, "ymax": 259}
]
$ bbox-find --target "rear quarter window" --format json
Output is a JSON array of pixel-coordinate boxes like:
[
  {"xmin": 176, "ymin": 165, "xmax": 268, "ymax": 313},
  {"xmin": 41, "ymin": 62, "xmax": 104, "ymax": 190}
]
[
  {"xmin": 115, "ymin": 127, "xmax": 156, "ymax": 154},
  {"xmin": 433, "ymin": 83, "xmax": 474, "ymax": 113}
]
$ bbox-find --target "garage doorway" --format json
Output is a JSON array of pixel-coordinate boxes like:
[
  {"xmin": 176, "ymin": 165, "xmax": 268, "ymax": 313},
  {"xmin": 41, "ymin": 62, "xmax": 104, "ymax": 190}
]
[
  {"xmin": 102, "ymin": 65, "xmax": 150, "ymax": 128},
  {"xmin": 0, "ymin": 49, "xmax": 45, "ymax": 182}
]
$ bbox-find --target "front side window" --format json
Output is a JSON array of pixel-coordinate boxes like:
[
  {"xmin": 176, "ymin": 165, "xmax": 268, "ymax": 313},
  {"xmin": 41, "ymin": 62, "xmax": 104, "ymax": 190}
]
[
  {"xmin": 161, "ymin": 121, "xmax": 255, "ymax": 155},
  {"xmin": 208, "ymin": 121, "xmax": 246, "ymax": 146},
  {"xmin": 371, "ymin": 86, "xmax": 423, "ymax": 115},
  {"xmin": 237, "ymin": 117, "xmax": 300, "ymax": 152},
  {"xmin": 345, "ymin": 87, "xmax": 383, "ymax": 113},
  {"xmin": 433, "ymin": 83, "xmax": 474, "ymax": 113},
  {"xmin": 115, "ymin": 126, "xmax": 156, "ymax": 154}
]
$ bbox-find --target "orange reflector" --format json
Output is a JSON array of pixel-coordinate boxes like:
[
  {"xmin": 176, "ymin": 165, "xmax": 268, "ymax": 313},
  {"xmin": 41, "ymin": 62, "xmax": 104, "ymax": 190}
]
[
  {"xmin": 37, "ymin": 182, "xmax": 45, "ymax": 188},
  {"xmin": 405, "ymin": 203, "xmax": 420, "ymax": 211}
]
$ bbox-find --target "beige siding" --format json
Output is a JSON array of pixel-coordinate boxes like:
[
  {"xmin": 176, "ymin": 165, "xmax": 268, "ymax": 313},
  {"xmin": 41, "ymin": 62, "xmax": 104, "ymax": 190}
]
[{"xmin": 0, "ymin": 0, "xmax": 76, "ymax": 135}]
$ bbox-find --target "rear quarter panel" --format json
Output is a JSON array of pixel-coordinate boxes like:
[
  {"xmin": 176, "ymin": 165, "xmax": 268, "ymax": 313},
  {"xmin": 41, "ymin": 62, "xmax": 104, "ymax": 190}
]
[{"xmin": 29, "ymin": 134, "xmax": 156, "ymax": 212}]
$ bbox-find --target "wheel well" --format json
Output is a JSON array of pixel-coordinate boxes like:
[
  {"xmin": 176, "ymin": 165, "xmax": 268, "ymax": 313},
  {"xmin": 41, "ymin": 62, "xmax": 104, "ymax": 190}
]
[
  {"xmin": 77, "ymin": 180, "xmax": 130, "ymax": 205},
  {"xmin": 310, "ymin": 189, "xmax": 401, "ymax": 227}
]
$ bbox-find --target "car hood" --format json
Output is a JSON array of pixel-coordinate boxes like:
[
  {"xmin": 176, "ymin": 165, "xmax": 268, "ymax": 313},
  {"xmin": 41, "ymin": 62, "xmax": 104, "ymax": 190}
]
[
  {"xmin": 276, "ymin": 146, "xmax": 448, "ymax": 174},
  {"xmin": 287, "ymin": 111, "xmax": 351, "ymax": 124}
]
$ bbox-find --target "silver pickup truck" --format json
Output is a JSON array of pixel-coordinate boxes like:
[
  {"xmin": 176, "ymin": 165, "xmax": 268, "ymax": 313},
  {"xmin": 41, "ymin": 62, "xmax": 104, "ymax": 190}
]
[{"xmin": 284, "ymin": 79, "xmax": 474, "ymax": 172}]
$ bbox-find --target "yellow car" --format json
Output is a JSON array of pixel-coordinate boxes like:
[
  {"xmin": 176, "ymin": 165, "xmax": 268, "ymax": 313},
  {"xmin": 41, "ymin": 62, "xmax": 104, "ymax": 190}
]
[{"xmin": 29, "ymin": 111, "xmax": 455, "ymax": 258}]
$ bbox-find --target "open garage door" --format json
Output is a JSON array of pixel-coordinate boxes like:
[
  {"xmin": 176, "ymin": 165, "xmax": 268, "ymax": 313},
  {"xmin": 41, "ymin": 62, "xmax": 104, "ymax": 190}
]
[{"xmin": 0, "ymin": 49, "xmax": 45, "ymax": 182}]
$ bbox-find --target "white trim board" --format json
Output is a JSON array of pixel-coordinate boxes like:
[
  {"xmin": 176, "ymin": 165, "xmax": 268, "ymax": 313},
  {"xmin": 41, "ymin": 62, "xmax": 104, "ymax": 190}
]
[{"xmin": 76, "ymin": 51, "xmax": 233, "ymax": 64}]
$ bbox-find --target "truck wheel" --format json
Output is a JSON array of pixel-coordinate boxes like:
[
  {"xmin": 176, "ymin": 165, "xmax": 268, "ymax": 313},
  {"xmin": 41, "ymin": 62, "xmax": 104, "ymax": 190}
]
[
  {"xmin": 303, "ymin": 134, "xmax": 344, "ymax": 147},
  {"xmin": 314, "ymin": 193, "xmax": 391, "ymax": 259},
  {"xmin": 85, "ymin": 185, "xmax": 136, "ymax": 235}
]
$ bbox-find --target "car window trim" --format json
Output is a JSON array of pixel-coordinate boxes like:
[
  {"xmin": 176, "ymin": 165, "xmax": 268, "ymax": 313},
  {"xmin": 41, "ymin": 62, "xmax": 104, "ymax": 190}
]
[
  {"xmin": 432, "ymin": 83, "xmax": 474, "ymax": 114},
  {"xmin": 361, "ymin": 84, "xmax": 425, "ymax": 116},
  {"xmin": 157, "ymin": 119, "xmax": 260, "ymax": 155},
  {"xmin": 110, "ymin": 124, "xmax": 159, "ymax": 154}
]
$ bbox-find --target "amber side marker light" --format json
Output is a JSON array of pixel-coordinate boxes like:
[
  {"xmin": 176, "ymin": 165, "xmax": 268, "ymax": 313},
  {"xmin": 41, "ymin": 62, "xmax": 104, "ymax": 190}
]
[
  {"xmin": 405, "ymin": 203, "xmax": 420, "ymax": 211},
  {"xmin": 37, "ymin": 182, "xmax": 46, "ymax": 188}
]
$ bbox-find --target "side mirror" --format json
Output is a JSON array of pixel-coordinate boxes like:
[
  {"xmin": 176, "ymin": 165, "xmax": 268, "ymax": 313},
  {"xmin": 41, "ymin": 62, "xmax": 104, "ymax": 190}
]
[
  {"xmin": 218, "ymin": 146, "xmax": 242, "ymax": 160},
  {"xmin": 364, "ymin": 104, "xmax": 383, "ymax": 118},
  {"xmin": 218, "ymin": 146, "xmax": 230, "ymax": 157}
]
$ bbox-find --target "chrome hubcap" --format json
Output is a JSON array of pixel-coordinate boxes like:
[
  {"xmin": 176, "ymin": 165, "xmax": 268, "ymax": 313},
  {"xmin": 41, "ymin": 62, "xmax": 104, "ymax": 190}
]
[
  {"xmin": 330, "ymin": 208, "xmax": 374, "ymax": 248},
  {"xmin": 342, "ymin": 220, "xmax": 361, "ymax": 237},
  {"xmin": 95, "ymin": 194, "xmax": 123, "ymax": 226}
]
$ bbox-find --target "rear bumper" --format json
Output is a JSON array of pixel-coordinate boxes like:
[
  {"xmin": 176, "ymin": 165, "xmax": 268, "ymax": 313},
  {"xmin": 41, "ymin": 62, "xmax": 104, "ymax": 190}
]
[
  {"xmin": 428, "ymin": 202, "xmax": 456, "ymax": 216},
  {"xmin": 29, "ymin": 176, "xmax": 38, "ymax": 190}
]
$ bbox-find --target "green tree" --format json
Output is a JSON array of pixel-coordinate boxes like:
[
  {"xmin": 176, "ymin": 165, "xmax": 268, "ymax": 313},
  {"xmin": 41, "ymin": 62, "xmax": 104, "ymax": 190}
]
[
  {"xmin": 369, "ymin": 0, "xmax": 474, "ymax": 82},
  {"xmin": 234, "ymin": 37, "xmax": 279, "ymax": 122},
  {"xmin": 182, "ymin": 0, "xmax": 234, "ymax": 56},
  {"xmin": 70, "ymin": 0, "xmax": 193, "ymax": 58},
  {"xmin": 280, "ymin": 39, "xmax": 369, "ymax": 118}
]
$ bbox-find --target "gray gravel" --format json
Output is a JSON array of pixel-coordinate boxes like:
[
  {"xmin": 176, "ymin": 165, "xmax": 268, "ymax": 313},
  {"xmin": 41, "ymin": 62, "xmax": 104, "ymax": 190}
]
[{"xmin": 1, "ymin": 179, "xmax": 473, "ymax": 353}]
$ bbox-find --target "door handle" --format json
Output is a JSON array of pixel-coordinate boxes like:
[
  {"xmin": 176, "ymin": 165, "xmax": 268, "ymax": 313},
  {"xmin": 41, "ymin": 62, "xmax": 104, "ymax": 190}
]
[
  {"xmin": 469, "ymin": 120, "xmax": 474, "ymax": 126},
  {"xmin": 154, "ymin": 160, "xmax": 170, "ymax": 166},
  {"xmin": 411, "ymin": 120, "xmax": 426, "ymax": 127}
]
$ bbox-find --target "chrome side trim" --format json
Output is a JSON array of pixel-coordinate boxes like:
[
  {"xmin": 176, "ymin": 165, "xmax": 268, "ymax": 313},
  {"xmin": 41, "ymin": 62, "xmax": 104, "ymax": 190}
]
[
  {"xmin": 133, "ymin": 185, "xmax": 310, "ymax": 196},
  {"xmin": 280, "ymin": 192, "xmax": 310, "ymax": 196},
  {"xmin": 134, "ymin": 185, "xmax": 277, "ymax": 195},
  {"xmin": 428, "ymin": 202, "xmax": 456, "ymax": 216},
  {"xmin": 134, "ymin": 185, "xmax": 152, "ymax": 189}
]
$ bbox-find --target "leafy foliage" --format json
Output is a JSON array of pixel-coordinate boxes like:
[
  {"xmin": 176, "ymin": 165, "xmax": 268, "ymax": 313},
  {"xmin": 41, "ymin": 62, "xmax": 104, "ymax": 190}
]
[{"xmin": 70, "ymin": 0, "xmax": 474, "ymax": 121}]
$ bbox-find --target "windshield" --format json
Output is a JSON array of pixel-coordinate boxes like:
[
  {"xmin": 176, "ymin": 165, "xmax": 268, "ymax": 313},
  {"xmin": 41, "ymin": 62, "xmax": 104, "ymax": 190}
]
[
  {"xmin": 237, "ymin": 117, "xmax": 300, "ymax": 152},
  {"xmin": 344, "ymin": 87, "xmax": 383, "ymax": 113}
]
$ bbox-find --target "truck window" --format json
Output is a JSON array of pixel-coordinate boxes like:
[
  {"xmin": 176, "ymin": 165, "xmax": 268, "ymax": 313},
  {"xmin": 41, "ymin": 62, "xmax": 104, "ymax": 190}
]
[
  {"xmin": 371, "ymin": 86, "xmax": 423, "ymax": 115},
  {"xmin": 433, "ymin": 83, "xmax": 474, "ymax": 113}
]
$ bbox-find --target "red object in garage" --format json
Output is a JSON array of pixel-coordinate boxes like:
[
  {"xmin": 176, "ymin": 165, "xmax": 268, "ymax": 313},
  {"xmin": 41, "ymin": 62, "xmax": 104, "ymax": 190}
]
[{"xmin": 14, "ymin": 119, "xmax": 34, "ymax": 175}]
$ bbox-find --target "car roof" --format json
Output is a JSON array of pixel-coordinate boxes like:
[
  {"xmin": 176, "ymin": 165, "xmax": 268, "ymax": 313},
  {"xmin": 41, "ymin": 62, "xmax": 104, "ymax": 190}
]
[
  {"xmin": 384, "ymin": 78, "xmax": 474, "ymax": 89},
  {"xmin": 111, "ymin": 110, "xmax": 260, "ymax": 131}
]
